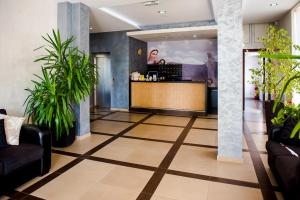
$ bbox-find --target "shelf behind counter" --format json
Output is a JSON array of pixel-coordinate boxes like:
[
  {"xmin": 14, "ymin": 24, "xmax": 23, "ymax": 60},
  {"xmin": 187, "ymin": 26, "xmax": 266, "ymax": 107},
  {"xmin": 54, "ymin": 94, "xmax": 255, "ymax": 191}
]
[{"xmin": 129, "ymin": 80, "xmax": 207, "ymax": 116}]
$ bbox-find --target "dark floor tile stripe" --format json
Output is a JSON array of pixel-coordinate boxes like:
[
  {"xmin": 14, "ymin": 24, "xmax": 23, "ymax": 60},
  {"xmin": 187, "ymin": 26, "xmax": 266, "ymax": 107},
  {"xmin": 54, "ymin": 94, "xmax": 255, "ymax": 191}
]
[
  {"xmin": 96, "ymin": 118, "xmax": 135, "ymax": 123},
  {"xmin": 183, "ymin": 143, "xmax": 218, "ymax": 149},
  {"xmin": 51, "ymin": 149, "xmax": 81, "ymax": 158},
  {"xmin": 121, "ymin": 135, "xmax": 175, "ymax": 144},
  {"xmin": 87, "ymin": 156, "xmax": 157, "ymax": 172},
  {"xmin": 244, "ymin": 124, "xmax": 277, "ymax": 200},
  {"xmin": 192, "ymin": 127, "xmax": 218, "ymax": 131},
  {"xmin": 167, "ymin": 169, "xmax": 260, "ymax": 189},
  {"xmin": 91, "ymin": 131, "xmax": 116, "ymax": 137},
  {"xmin": 142, "ymin": 122, "xmax": 186, "ymax": 128},
  {"xmin": 136, "ymin": 117, "xmax": 196, "ymax": 200}
]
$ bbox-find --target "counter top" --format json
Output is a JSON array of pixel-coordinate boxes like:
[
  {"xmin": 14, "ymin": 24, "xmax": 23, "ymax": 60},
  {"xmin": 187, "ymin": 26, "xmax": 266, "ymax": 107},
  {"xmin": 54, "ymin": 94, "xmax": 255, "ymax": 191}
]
[{"xmin": 130, "ymin": 80, "xmax": 207, "ymax": 84}]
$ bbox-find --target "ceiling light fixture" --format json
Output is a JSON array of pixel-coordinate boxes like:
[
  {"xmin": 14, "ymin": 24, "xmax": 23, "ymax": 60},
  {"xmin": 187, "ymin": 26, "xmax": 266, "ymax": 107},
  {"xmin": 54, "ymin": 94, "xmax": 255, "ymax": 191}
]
[
  {"xmin": 270, "ymin": 2, "xmax": 279, "ymax": 6},
  {"xmin": 193, "ymin": 34, "xmax": 197, "ymax": 38},
  {"xmin": 99, "ymin": 7, "xmax": 140, "ymax": 29},
  {"xmin": 158, "ymin": 10, "xmax": 167, "ymax": 14},
  {"xmin": 89, "ymin": 27, "xmax": 93, "ymax": 30},
  {"xmin": 143, "ymin": 0, "xmax": 159, "ymax": 6}
]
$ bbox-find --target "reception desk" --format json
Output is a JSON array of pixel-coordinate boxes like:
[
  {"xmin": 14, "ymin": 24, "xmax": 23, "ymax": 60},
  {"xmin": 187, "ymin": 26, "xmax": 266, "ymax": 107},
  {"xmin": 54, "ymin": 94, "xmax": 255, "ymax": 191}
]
[{"xmin": 130, "ymin": 81, "xmax": 207, "ymax": 115}]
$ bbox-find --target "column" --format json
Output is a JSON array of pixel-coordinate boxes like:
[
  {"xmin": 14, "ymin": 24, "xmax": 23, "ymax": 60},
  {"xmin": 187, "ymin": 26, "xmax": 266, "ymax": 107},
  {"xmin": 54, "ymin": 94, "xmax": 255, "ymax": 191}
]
[
  {"xmin": 57, "ymin": 2, "xmax": 90, "ymax": 137},
  {"xmin": 216, "ymin": 0, "xmax": 244, "ymax": 162}
]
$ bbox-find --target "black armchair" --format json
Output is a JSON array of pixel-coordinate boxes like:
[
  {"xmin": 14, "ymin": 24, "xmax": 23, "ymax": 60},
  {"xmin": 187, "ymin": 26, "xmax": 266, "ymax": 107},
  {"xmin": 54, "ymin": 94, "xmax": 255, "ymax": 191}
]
[{"xmin": 0, "ymin": 109, "xmax": 51, "ymax": 192}]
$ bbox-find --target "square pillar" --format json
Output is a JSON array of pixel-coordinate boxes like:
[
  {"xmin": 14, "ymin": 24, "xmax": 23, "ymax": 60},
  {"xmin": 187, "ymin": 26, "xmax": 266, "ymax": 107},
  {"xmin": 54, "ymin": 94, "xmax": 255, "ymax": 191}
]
[
  {"xmin": 216, "ymin": 0, "xmax": 243, "ymax": 162},
  {"xmin": 57, "ymin": 2, "xmax": 90, "ymax": 136}
]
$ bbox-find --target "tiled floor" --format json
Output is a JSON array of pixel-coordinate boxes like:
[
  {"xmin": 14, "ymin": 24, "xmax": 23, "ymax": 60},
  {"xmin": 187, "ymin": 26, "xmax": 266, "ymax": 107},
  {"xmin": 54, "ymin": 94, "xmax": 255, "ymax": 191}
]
[{"xmin": 1, "ymin": 100, "xmax": 283, "ymax": 200}]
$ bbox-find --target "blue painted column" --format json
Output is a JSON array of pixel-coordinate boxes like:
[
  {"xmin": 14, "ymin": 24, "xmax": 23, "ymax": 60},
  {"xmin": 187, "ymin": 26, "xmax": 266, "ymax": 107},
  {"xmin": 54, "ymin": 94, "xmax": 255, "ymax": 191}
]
[
  {"xmin": 57, "ymin": 2, "xmax": 90, "ymax": 137},
  {"xmin": 216, "ymin": 0, "xmax": 244, "ymax": 162}
]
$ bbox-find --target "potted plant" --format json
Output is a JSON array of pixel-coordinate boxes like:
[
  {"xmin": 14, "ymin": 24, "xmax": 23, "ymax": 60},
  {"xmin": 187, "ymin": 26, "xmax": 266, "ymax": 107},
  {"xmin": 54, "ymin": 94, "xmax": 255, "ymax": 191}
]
[
  {"xmin": 263, "ymin": 52, "xmax": 300, "ymax": 139},
  {"xmin": 249, "ymin": 25, "xmax": 297, "ymax": 134},
  {"xmin": 24, "ymin": 30, "xmax": 97, "ymax": 147}
]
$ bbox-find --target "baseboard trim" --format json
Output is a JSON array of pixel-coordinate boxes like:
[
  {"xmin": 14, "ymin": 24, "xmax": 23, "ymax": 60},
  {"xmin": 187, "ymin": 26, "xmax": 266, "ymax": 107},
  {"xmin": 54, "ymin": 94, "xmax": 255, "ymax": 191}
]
[
  {"xmin": 76, "ymin": 132, "xmax": 91, "ymax": 140},
  {"xmin": 110, "ymin": 108, "xmax": 129, "ymax": 112},
  {"xmin": 217, "ymin": 155, "xmax": 243, "ymax": 163}
]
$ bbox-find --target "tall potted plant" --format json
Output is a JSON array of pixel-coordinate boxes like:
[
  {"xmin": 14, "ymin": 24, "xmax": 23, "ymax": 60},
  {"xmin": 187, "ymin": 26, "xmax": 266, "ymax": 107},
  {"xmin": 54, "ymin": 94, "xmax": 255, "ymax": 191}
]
[
  {"xmin": 249, "ymin": 25, "xmax": 297, "ymax": 134},
  {"xmin": 25, "ymin": 30, "xmax": 96, "ymax": 147}
]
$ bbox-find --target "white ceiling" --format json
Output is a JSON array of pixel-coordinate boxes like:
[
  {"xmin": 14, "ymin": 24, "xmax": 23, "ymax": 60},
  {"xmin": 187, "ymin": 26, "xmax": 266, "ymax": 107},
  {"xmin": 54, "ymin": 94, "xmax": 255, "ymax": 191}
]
[
  {"xmin": 64, "ymin": 0, "xmax": 300, "ymax": 33},
  {"xmin": 243, "ymin": 0, "xmax": 300, "ymax": 24}
]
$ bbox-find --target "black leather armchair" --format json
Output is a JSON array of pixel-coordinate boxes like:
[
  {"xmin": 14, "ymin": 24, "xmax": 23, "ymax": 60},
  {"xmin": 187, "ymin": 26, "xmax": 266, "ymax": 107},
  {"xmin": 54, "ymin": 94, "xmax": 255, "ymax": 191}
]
[{"xmin": 0, "ymin": 109, "xmax": 51, "ymax": 192}]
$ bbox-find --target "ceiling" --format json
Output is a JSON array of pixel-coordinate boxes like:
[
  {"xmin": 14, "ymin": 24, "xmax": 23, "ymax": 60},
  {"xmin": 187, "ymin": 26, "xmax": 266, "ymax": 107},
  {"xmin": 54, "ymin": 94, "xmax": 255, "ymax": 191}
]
[
  {"xmin": 127, "ymin": 25, "xmax": 218, "ymax": 42},
  {"xmin": 243, "ymin": 0, "xmax": 300, "ymax": 24},
  {"xmin": 64, "ymin": 0, "xmax": 300, "ymax": 33}
]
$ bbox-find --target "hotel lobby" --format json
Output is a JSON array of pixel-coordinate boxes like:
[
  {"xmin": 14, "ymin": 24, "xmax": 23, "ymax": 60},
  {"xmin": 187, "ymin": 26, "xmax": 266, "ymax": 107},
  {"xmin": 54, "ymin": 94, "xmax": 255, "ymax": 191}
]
[{"xmin": 1, "ymin": 0, "xmax": 300, "ymax": 200}]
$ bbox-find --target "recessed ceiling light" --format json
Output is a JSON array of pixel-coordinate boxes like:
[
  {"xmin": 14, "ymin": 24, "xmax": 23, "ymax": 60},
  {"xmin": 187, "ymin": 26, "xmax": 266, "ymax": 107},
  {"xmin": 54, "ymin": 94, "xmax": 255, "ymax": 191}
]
[
  {"xmin": 89, "ymin": 27, "xmax": 93, "ymax": 30},
  {"xmin": 158, "ymin": 10, "xmax": 167, "ymax": 14},
  {"xmin": 193, "ymin": 34, "xmax": 197, "ymax": 38},
  {"xmin": 143, "ymin": 0, "xmax": 159, "ymax": 6},
  {"xmin": 270, "ymin": 2, "xmax": 279, "ymax": 6},
  {"xmin": 99, "ymin": 7, "xmax": 140, "ymax": 29}
]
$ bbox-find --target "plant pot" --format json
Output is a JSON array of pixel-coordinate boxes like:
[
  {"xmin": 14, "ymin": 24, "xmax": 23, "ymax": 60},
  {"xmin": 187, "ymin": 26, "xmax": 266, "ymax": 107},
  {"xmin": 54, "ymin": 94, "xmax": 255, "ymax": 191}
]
[
  {"xmin": 264, "ymin": 100, "xmax": 284, "ymax": 135},
  {"xmin": 51, "ymin": 126, "xmax": 76, "ymax": 148}
]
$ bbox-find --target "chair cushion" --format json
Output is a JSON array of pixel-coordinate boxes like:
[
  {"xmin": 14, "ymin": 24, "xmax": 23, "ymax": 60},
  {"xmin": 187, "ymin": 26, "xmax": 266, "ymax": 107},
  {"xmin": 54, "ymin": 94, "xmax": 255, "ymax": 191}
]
[
  {"xmin": 266, "ymin": 140, "xmax": 293, "ymax": 157},
  {"xmin": 274, "ymin": 156, "xmax": 300, "ymax": 198},
  {"xmin": 0, "ymin": 119, "xmax": 8, "ymax": 147},
  {"xmin": 0, "ymin": 109, "xmax": 7, "ymax": 115},
  {"xmin": 0, "ymin": 144, "xmax": 43, "ymax": 176}
]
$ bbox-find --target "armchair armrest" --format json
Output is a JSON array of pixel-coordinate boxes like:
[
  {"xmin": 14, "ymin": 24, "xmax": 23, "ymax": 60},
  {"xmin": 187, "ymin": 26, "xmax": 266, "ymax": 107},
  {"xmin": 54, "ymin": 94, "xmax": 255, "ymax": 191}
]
[
  {"xmin": 269, "ymin": 125, "xmax": 283, "ymax": 141},
  {"xmin": 19, "ymin": 124, "xmax": 51, "ymax": 175}
]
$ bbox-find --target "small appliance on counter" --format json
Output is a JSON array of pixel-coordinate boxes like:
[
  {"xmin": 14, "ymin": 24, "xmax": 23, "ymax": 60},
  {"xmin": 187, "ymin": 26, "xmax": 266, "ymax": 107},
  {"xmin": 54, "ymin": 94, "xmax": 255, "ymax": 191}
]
[{"xmin": 131, "ymin": 72, "xmax": 140, "ymax": 81}]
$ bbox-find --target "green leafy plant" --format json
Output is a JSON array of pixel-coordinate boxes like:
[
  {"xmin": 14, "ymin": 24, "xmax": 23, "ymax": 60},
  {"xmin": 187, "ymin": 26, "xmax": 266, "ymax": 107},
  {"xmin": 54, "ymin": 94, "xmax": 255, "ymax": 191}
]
[
  {"xmin": 249, "ymin": 25, "xmax": 297, "ymax": 100},
  {"xmin": 264, "ymin": 51, "xmax": 300, "ymax": 138},
  {"xmin": 25, "ymin": 30, "xmax": 96, "ymax": 139}
]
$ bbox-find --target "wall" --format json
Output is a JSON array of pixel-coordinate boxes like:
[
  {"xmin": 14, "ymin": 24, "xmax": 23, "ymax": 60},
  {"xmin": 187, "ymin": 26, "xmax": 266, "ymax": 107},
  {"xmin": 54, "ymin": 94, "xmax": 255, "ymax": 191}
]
[
  {"xmin": 244, "ymin": 53, "xmax": 260, "ymax": 99},
  {"xmin": 278, "ymin": 11, "xmax": 292, "ymax": 37},
  {"xmin": 0, "ymin": 0, "xmax": 57, "ymax": 115},
  {"xmin": 129, "ymin": 37, "xmax": 147, "ymax": 74},
  {"xmin": 90, "ymin": 31, "xmax": 130, "ymax": 109}
]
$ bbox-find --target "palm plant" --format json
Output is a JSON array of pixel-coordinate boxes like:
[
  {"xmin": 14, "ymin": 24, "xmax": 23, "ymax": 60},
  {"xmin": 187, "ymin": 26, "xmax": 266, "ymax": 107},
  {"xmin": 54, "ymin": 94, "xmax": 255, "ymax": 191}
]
[{"xmin": 25, "ymin": 30, "xmax": 96, "ymax": 140}]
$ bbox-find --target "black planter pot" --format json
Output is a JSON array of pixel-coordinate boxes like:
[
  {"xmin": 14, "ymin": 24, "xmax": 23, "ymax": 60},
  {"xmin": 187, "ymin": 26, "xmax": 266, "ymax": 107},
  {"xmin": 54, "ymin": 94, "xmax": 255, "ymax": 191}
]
[
  {"xmin": 51, "ymin": 126, "xmax": 76, "ymax": 148},
  {"xmin": 264, "ymin": 100, "xmax": 284, "ymax": 135}
]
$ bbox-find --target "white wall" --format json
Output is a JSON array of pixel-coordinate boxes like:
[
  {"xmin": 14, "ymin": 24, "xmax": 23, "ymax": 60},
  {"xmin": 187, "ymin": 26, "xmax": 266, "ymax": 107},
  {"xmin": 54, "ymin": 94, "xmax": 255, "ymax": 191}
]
[
  {"xmin": 278, "ymin": 11, "xmax": 292, "ymax": 37},
  {"xmin": 0, "ymin": 0, "xmax": 57, "ymax": 115},
  {"xmin": 245, "ymin": 53, "xmax": 260, "ymax": 99}
]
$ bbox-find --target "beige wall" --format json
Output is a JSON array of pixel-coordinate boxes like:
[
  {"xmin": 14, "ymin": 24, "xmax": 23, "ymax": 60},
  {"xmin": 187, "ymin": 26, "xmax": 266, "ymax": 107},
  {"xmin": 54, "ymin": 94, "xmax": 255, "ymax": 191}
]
[{"xmin": 0, "ymin": 0, "xmax": 57, "ymax": 115}]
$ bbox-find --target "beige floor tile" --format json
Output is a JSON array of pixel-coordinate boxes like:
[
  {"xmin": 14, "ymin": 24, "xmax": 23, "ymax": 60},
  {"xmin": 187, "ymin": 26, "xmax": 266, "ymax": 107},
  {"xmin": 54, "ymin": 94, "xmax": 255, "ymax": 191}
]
[
  {"xmin": 252, "ymin": 134, "xmax": 268, "ymax": 152},
  {"xmin": 184, "ymin": 129, "xmax": 217, "ymax": 146},
  {"xmin": 92, "ymin": 138, "xmax": 172, "ymax": 167},
  {"xmin": 32, "ymin": 160, "xmax": 153, "ymax": 200},
  {"xmin": 152, "ymin": 174, "xmax": 209, "ymax": 200},
  {"xmin": 103, "ymin": 112, "xmax": 148, "ymax": 122},
  {"xmin": 126, "ymin": 124, "xmax": 183, "ymax": 141},
  {"xmin": 0, "ymin": 196, "xmax": 10, "ymax": 200},
  {"xmin": 193, "ymin": 118, "xmax": 218, "ymax": 129},
  {"xmin": 169, "ymin": 146, "xmax": 258, "ymax": 183},
  {"xmin": 207, "ymin": 182, "xmax": 263, "ymax": 200},
  {"xmin": 54, "ymin": 134, "xmax": 111, "ymax": 154},
  {"xmin": 91, "ymin": 120, "xmax": 133, "ymax": 134},
  {"xmin": 260, "ymin": 154, "xmax": 278, "ymax": 186},
  {"xmin": 246, "ymin": 121, "xmax": 266, "ymax": 133},
  {"xmin": 16, "ymin": 153, "xmax": 75, "ymax": 191},
  {"xmin": 144, "ymin": 115, "xmax": 190, "ymax": 127}
]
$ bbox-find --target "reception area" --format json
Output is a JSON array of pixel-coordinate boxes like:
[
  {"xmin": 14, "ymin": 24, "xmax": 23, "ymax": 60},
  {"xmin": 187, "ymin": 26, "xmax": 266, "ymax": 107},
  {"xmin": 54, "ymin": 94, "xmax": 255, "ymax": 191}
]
[{"xmin": 1, "ymin": 0, "xmax": 300, "ymax": 200}]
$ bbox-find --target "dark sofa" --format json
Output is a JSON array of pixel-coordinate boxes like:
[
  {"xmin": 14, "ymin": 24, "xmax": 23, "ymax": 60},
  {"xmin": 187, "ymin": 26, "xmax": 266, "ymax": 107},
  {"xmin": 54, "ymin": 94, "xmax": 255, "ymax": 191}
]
[
  {"xmin": 0, "ymin": 109, "xmax": 51, "ymax": 193},
  {"xmin": 266, "ymin": 126, "xmax": 300, "ymax": 200}
]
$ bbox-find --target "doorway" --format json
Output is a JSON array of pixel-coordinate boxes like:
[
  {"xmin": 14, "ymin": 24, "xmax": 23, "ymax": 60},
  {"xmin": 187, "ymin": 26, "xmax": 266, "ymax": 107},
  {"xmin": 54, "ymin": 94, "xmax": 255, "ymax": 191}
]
[{"xmin": 91, "ymin": 54, "xmax": 112, "ymax": 108}]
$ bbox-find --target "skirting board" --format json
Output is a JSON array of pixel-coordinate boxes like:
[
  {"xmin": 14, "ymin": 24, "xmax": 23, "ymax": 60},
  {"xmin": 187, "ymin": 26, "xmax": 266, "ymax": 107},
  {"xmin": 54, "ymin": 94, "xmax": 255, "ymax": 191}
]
[
  {"xmin": 217, "ymin": 155, "xmax": 243, "ymax": 163},
  {"xmin": 76, "ymin": 132, "xmax": 91, "ymax": 140},
  {"xmin": 110, "ymin": 108, "xmax": 129, "ymax": 112}
]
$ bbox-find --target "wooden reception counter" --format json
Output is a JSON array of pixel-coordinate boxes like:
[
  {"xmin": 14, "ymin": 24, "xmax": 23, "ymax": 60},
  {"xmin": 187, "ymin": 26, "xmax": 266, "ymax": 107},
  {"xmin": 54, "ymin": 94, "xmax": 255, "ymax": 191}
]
[{"xmin": 130, "ymin": 81, "xmax": 207, "ymax": 115}]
